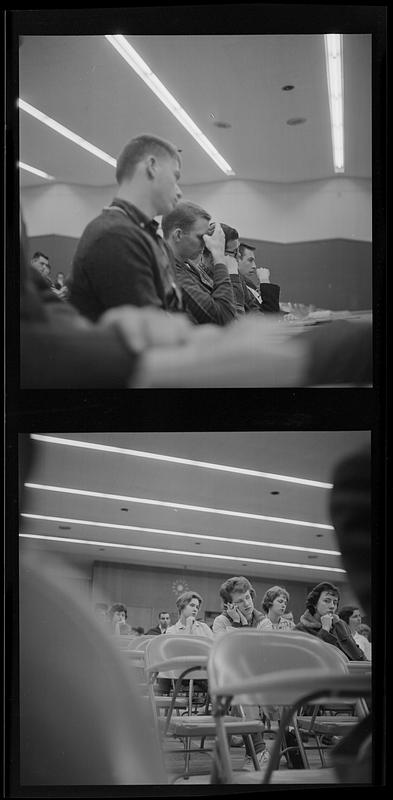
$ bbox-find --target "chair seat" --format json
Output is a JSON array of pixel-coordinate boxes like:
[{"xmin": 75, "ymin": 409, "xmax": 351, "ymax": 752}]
[
  {"xmin": 168, "ymin": 715, "xmax": 264, "ymax": 737},
  {"xmin": 297, "ymin": 716, "xmax": 359, "ymax": 736}
]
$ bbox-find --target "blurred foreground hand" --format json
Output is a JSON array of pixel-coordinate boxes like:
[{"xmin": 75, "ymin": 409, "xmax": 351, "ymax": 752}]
[{"xmin": 99, "ymin": 305, "xmax": 194, "ymax": 353}]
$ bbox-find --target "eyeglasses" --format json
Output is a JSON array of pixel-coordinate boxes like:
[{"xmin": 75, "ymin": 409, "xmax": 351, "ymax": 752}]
[{"xmin": 225, "ymin": 248, "xmax": 239, "ymax": 259}]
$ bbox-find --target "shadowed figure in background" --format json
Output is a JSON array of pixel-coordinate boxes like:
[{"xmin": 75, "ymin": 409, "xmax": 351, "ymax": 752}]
[{"xmin": 328, "ymin": 446, "xmax": 373, "ymax": 782}]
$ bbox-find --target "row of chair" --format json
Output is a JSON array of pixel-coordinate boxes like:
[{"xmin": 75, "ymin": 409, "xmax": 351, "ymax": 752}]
[{"xmin": 115, "ymin": 629, "xmax": 371, "ymax": 784}]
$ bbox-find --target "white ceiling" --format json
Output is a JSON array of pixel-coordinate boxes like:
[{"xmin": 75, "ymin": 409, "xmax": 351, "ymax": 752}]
[
  {"xmin": 18, "ymin": 33, "xmax": 371, "ymax": 188},
  {"xmin": 19, "ymin": 431, "xmax": 370, "ymax": 584}
]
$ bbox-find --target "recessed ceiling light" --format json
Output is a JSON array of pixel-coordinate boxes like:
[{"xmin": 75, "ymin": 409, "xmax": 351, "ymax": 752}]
[
  {"xmin": 105, "ymin": 35, "xmax": 235, "ymax": 177},
  {"xmin": 18, "ymin": 99, "xmax": 116, "ymax": 167},
  {"xmin": 29, "ymin": 435, "xmax": 333, "ymax": 489},
  {"xmin": 19, "ymin": 534, "xmax": 345, "ymax": 573},
  {"xmin": 270, "ymin": 491, "xmax": 280, "ymax": 495},
  {"xmin": 23, "ymin": 488, "xmax": 334, "ymax": 531},
  {"xmin": 21, "ymin": 513, "xmax": 340, "ymax": 555},
  {"xmin": 213, "ymin": 121, "xmax": 232, "ymax": 129},
  {"xmin": 316, "ymin": 534, "xmax": 324, "ymax": 538},
  {"xmin": 282, "ymin": 85, "xmax": 295, "ymax": 91},
  {"xmin": 307, "ymin": 555, "xmax": 318, "ymax": 559},
  {"xmin": 18, "ymin": 161, "xmax": 54, "ymax": 180},
  {"xmin": 120, "ymin": 508, "xmax": 128, "ymax": 512},
  {"xmin": 58, "ymin": 525, "xmax": 71, "ymax": 530},
  {"xmin": 286, "ymin": 117, "xmax": 307, "ymax": 126}
]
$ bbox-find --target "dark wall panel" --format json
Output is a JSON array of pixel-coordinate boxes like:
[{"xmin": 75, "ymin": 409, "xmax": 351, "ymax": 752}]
[
  {"xmin": 245, "ymin": 238, "xmax": 372, "ymax": 311},
  {"xmin": 28, "ymin": 235, "xmax": 372, "ymax": 311}
]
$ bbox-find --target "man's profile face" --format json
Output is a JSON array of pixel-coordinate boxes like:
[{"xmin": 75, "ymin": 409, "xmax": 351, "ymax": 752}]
[
  {"xmin": 31, "ymin": 256, "xmax": 50, "ymax": 277},
  {"xmin": 159, "ymin": 613, "xmax": 171, "ymax": 629},
  {"xmin": 178, "ymin": 217, "xmax": 210, "ymax": 261},
  {"xmin": 238, "ymin": 247, "xmax": 258, "ymax": 287},
  {"xmin": 153, "ymin": 155, "xmax": 182, "ymax": 215}
]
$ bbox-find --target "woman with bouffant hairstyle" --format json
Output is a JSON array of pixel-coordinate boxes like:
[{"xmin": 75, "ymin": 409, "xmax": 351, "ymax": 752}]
[
  {"xmin": 258, "ymin": 586, "xmax": 292, "ymax": 630},
  {"xmin": 294, "ymin": 582, "xmax": 366, "ymax": 660}
]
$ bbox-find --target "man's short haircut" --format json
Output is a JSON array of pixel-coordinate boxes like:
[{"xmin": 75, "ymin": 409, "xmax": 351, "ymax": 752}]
[
  {"xmin": 108, "ymin": 602, "xmax": 128, "ymax": 619},
  {"xmin": 219, "ymin": 576, "xmax": 256, "ymax": 604},
  {"xmin": 32, "ymin": 251, "xmax": 49, "ymax": 262},
  {"xmin": 238, "ymin": 242, "xmax": 256, "ymax": 259},
  {"xmin": 338, "ymin": 605, "xmax": 359, "ymax": 624},
  {"xmin": 176, "ymin": 590, "xmax": 203, "ymax": 614},
  {"xmin": 162, "ymin": 201, "xmax": 210, "ymax": 239},
  {"xmin": 262, "ymin": 585, "xmax": 290, "ymax": 614},
  {"xmin": 220, "ymin": 223, "xmax": 239, "ymax": 246},
  {"xmin": 158, "ymin": 610, "xmax": 170, "ymax": 618},
  {"xmin": 116, "ymin": 134, "xmax": 181, "ymax": 184},
  {"xmin": 305, "ymin": 582, "xmax": 340, "ymax": 616},
  {"xmin": 201, "ymin": 221, "xmax": 238, "ymax": 258}
]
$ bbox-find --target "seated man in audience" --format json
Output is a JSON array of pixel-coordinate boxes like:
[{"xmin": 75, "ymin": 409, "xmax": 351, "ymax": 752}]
[
  {"xmin": 108, "ymin": 603, "xmax": 132, "ymax": 636},
  {"xmin": 237, "ymin": 242, "xmax": 281, "ymax": 313},
  {"xmin": 166, "ymin": 591, "xmax": 213, "ymax": 638},
  {"xmin": 146, "ymin": 611, "xmax": 172, "ymax": 635},
  {"xmin": 69, "ymin": 134, "xmax": 183, "ymax": 321},
  {"xmin": 212, "ymin": 576, "xmax": 270, "ymax": 772},
  {"xmin": 294, "ymin": 582, "xmax": 366, "ymax": 660},
  {"xmin": 30, "ymin": 251, "xmax": 68, "ymax": 303},
  {"xmin": 338, "ymin": 606, "xmax": 372, "ymax": 660},
  {"xmin": 162, "ymin": 201, "xmax": 238, "ymax": 325},
  {"xmin": 257, "ymin": 585, "xmax": 292, "ymax": 630}
]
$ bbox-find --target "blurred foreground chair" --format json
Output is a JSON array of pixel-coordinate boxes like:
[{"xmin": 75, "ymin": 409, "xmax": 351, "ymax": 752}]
[
  {"xmin": 19, "ymin": 552, "xmax": 167, "ymax": 785},
  {"xmin": 207, "ymin": 629, "xmax": 371, "ymax": 785},
  {"xmin": 144, "ymin": 634, "xmax": 264, "ymax": 780}
]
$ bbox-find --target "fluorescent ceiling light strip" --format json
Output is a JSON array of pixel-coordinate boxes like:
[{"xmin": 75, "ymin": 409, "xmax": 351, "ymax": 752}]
[
  {"xmin": 18, "ymin": 161, "xmax": 54, "ymax": 180},
  {"xmin": 18, "ymin": 99, "xmax": 116, "ymax": 168},
  {"xmin": 19, "ymin": 534, "xmax": 346, "ymax": 573},
  {"xmin": 29, "ymin": 435, "xmax": 332, "ymax": 489},
  {"xmin": 105, "ymin": 34, "xmax": 235, "ymax": 177},
  {"xmin": 324, "ymin": 34, "xmax": 344, "ymax": 173},
  {"xmin": 21, "ymin": 514, "xmax": 340, "ymax": 556},
  {"xmin": 24, "ymin": 484, "xmax": 334, "ymax": 531}
]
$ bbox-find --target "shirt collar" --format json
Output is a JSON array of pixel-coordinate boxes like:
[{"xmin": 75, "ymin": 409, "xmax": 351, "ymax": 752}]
[{"xmin": 110, "ymin": 197, "xmax": 160, "ymax": 236}]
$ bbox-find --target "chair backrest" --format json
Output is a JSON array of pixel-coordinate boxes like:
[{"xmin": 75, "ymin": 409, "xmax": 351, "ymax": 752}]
[
  {"xmin": 144, "ymin": 634, "xmax": 212, "ymax": 680},
  {"xmin": 132, "ymin": 635, "xmax": 155, "ymax": 651},
  {"xmin": 208, "ymin": 629, "xmax": 350, "ymax": 707},
  {"xmin": 112, "ymin": 634, "xmax": 139, "ymax": 649}
]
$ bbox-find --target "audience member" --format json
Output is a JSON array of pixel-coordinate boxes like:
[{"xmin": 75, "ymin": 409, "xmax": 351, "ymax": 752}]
[
  {"xmin": 166, "ymin": 591, "xmax": 213, "ymax": 638},
  {"xmin": 146, "ymin": 611, "xmax": 172, "ymax": 635},
  {"xmin": 31, "ymin": 251, "xmax": 52, "ymax": 281},
  {"xmin": 162, "ymin": 202, "xmax": 237, "ymax": 325},
  {"xmin": 69, "ymin": 134, "xmax": 183, "ymax": 321},
  {"xmin": 212, "ymin": 576, "xmax": 269, "ymax": 772},
  {"xmin": 108, "ymin": 603, "xmax": 132, "ymax": 636},
  {"xmin": 53, "ymin": 271, "xmax": 70, "ymax": 300},
  {"xmin": 358, "ymin": 623, "xmax": 371, "ymax": 642},
  {"xmin": 237, "ymin": 242, "xmax": 281, "ymax": 313},
  {"xmin": 257, "ymin": 586, "xmax": 291, "ymax": 630},
  {"xmin": 294, "ymin": 582, "xmax": 366, "ymax": 660},
  {"xmin": 212, "ymin": 576, "xmax": 264, "ymax": 633},
  {"xmin": 338, "ymin": 606, "xmax": 372, "ymax": 661}
]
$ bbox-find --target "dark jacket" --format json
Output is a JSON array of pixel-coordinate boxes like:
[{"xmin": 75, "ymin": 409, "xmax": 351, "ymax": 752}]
[
  {"xmin": 70, "ymin": 198, "xmax": 182, "ymax": 321},
  {"xmin": 294, "ymin": 610, "xmax": 366, "ymax": 661},
  {"xmin": 146, "ymin": 625, "xmax": 166, "ymax": 636}
]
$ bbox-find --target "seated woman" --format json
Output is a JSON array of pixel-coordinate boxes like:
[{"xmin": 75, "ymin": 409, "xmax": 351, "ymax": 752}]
[
  {"xmin": 166, "ymin": 591, "xmax": 213, "ymax": 638},
  {"xmin": 338, "ymin": 606, "xmax": 372, "ymax": 661},
  {"xmin": 294, "ymin": 582, "xmax": 366, "ymax": 660},
  {"xmin": 108, "ymin": 603, "xmax": 132, "ymax": 636},
  {"xmin": 257, "ymin": 586, "xmax": 292, "ymax": 630}
]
